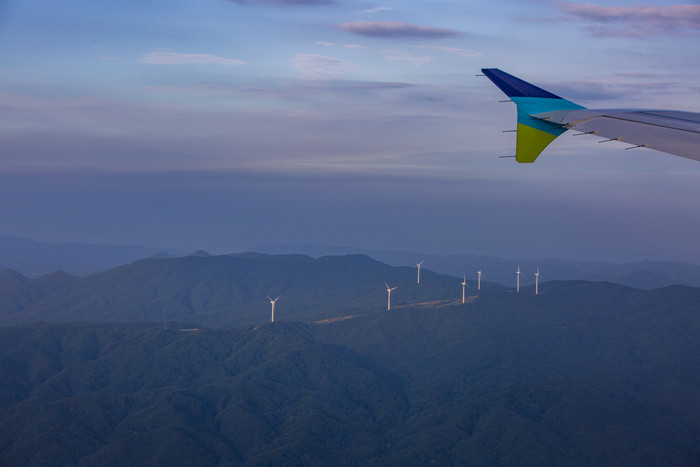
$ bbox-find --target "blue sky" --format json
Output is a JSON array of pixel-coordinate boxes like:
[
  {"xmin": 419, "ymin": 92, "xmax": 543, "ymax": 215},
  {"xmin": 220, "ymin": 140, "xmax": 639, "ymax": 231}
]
[{"xmin": 0, "ymin": 0, "xmax": 699, "ymax": 262}]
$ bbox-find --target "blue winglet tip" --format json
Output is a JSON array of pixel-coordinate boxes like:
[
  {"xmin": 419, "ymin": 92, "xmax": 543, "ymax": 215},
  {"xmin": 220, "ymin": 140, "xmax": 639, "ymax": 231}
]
[{"xmin": 481, "ymin": 68, "xmax": 562, "ymax": 100}]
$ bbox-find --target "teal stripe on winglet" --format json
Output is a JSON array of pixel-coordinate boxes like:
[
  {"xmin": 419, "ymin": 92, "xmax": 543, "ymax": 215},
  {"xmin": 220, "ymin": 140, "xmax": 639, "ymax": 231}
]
[{"xmin": 512, "ymin": 97, "xmax": 585, "ymax": 135}]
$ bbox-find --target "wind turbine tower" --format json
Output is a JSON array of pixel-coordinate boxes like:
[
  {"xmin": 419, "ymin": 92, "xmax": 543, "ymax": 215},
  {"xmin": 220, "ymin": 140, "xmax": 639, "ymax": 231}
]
[
  {"xmin": 461, "ymin": 274, "xmax": 467, "ymax": 304},
  {"xmin": 535, "ymin": 268, "xmax": 540, "ymax": 295},
  {"xmin": 267, "ymin": 295, "xmax": 280, "ymax": 322},
  {"xmin": 416, "ymin": 260, "xmax": 424, "ymax": 284},
  {"xmin": 477, "ymin": 270, "xmax": 482, "ymax": 291},
  {"xmin": 384, "ymin": 282, "xmax": 398, "ymax": 310},
  {"xmin": 516, "ymin": 265, "xmax": 522, "ymax": 293}
]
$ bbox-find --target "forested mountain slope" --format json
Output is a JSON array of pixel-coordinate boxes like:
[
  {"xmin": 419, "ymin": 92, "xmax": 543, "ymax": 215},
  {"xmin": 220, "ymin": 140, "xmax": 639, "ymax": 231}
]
[{"xmin": 1, "ymin": 281, "xmax": 699, "ymax": 465}]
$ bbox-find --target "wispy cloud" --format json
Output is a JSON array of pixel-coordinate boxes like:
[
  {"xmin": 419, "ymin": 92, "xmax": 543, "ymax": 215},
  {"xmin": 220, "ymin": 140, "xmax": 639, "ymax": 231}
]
[
  {"xmin": 147, "ymin": 80, "xmax": 413, "ymax": 101},
  {"xmin": 382, "ymin": 51, "xmax": 434, "ymax": 66},
  {"xmin": 317, "ymin": 41, "xmax": 369, "ymax": 50},
  {"xmin": 141, "ymin": 51, "xmax": 245, "ymax": 66},
  {"xmin": 540, "ymin": 79, "xmax": 678, "ymax": 102},
  {"xmin": 227, "ymin": 0, "xmax": 336, "ymax": 5},
  {"xmin": 554, "ymin": 2, "xmax": 700, "ymax": 36},
  {"xmin": 411, "ymin": 45, "xmax": 481, "ymax": 57},
  {"xmin": 291, "ymin": 54, "xmax": 357, "ymax": 78},
  {"xmin": 356, "ymin": 6, "xmax": 392, "ymax": 14},
  {"xmin": 615, "ymin": 72, "xmax": 659, "ymax": 79},
  {"xmin": 337, "ymin": 21, "xmax": 459, "ymax": 39}
]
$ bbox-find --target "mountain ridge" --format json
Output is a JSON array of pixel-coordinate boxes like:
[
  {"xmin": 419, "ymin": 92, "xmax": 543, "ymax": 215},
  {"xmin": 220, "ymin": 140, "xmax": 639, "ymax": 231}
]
[
  {"xmin": 0, "ymin": 253, "xmax": 482, "ymax": 327},
  {"xmin": 2, "ymin": 234, "xmax": 697, "ymax": 289},
  {"xmin": 249, "ymin": 242, "xmax": 700, "ymax": 289}
]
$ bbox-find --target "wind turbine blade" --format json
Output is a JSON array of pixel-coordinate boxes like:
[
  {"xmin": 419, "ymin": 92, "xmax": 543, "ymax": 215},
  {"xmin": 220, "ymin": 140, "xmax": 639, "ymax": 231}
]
[{"xmin": 384, "ymin": 281, "xmax": 389, "ymax": 289}]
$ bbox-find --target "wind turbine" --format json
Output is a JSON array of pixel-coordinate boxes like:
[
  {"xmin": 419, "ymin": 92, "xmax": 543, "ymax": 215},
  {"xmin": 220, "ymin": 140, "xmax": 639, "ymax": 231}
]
[
  {"xmin": 516, "ymin": 265, "xmax": 522, "ymax": 293},
  {"xmin": 535, "ymin": 268, "xmax": 540, "ymax": 295},
  {"xmin": 477, "ymin": 270, "xmax": 482, "ymax": 291},
  {"xmin": 267, "ymin": 295, "xmax": 280, "ymax": 322},
  {"xmin": 461, "ymin": 274, "xmax": 468, "ymax": 304},
  {"xmin": 416, "ymin": 260, "xmax": 424, "ymax": 284},
  {"xmin": 384, "ymin": 281, "xmax": 398, "ymax": 310}
]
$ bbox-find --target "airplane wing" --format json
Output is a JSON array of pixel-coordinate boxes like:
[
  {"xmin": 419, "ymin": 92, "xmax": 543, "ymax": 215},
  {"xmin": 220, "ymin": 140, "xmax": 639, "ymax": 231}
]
[{"xmin": 481, "ymin": 68, "xmax": 700, "ymax": 163}]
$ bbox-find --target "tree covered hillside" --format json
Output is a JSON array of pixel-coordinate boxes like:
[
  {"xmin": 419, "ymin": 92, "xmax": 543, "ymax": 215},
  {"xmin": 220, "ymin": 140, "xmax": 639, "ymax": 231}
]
[
  {"xmin": 0, "ymin": 322, "xmax": 405, "ymax": 466},
  {"xmin": 1, "ymin": 281, "xmax": 700, "ymax": 465}
]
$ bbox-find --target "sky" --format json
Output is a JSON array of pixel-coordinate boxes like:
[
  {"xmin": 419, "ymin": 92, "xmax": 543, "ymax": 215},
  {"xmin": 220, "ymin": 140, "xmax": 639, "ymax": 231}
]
[{"xmin": 0, "ymin": 0, "xmax": 699, "ymax": 263}]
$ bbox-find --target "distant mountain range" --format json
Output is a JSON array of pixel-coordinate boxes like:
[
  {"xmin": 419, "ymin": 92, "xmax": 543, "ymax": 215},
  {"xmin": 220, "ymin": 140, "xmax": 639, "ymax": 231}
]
[
  {"xmin": 0, "ymin": 235, "xmax": 185, "ymax": 276},
  {"xmin": 2, "ymin": 280, "xmax": 700, "ymax": 465},
  {"xmin": 0, "ymin": 253, "xmax": 486, "ymax": 327},
  {"xmin": 250, "ymin": 243, "xmax": 700, "ymax": 290},
  {"xmin": 2, "ymin": 235, "xmax": 699, "ymax": 290},
  {"xmin": 2, "ymin": 250, "xmax": 700, "ymax": 331}
]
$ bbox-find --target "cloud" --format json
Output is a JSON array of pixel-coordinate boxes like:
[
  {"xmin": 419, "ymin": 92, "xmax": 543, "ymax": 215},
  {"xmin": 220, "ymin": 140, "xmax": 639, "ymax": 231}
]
[
  {"xmin": 411, "ymin": 45, "xmax": 482, "ymax": 57},
  {"xmin": 544, "ymin": 79, "xmax": 678, "ymax": 102},
  {"xmin": 140, "ymin": 51, "xmax": 245, "ymax": 66},
  {"xmin": 554, "ymin": 2, "xmax": 700, "ymax": 36},
  {"xmin": 317, "ymin": 42, "xmax": 369, "ymax": 50},
  {"xmin": 615, "ymin": 72, "xmax": 659, "ymax": 79},
  {"xmin": 356, "ymin": 6, "xmax": 392, "ymax": 14},
  {"xmin": 541, "ymin": 81, "xmax": 631, "ymax": 101},
  {"xmin": 291, "ymin": 54, "xmax": 357, "ymax": 78},
  {"xmin": 382, "ymin": 51, "xmax": 434, "ymax": 66},
  {"xmin": 337, "ymin": 21, "xmax": 459, "ymax": 39},
  {"xmin": 228, "ymin": 0, "xmax": 336, "ymax": 5},
  {"xmin": 143, "ymin": 79, "xmax": 414, "ymax": 103}
]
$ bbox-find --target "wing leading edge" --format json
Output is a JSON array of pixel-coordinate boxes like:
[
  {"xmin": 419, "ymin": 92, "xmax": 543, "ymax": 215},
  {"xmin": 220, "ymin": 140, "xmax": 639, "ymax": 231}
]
[{"xmin": 482, "ymin": 68, "xmax": 700, "ymax": 163}]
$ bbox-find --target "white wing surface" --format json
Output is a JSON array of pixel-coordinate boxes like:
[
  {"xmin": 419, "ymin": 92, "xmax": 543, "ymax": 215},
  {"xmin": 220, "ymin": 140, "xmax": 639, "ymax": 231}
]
[{"xmin": 537, "ymin": 109, "xmax": 700, "ymax": 162}]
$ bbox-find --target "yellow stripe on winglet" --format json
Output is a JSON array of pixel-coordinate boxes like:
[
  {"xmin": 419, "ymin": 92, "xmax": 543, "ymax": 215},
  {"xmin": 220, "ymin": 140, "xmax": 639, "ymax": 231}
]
[{"xmin": 516, "ymin": 123, "xmax": 559, "ymax": 163}]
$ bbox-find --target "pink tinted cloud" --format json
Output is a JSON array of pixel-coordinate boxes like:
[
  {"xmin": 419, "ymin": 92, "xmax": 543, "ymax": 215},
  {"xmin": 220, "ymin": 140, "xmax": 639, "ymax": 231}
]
[
  {"xmin": 554, "ymin": 3, "xmax": 700, "ymax": 36},
  {"xmin": 337, "ymin": 21, "xmax": 459, "ymax": 39}
]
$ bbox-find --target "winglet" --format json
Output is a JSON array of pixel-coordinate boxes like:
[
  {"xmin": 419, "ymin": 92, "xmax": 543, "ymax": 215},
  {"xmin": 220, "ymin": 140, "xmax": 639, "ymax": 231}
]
[
  {"xmin": 482, "ymin": 68, "xmax": 586, "ymax": 163},
  {"xmin": 481, "ymin": 68, "xmax": 563, "ymax": 100}
]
